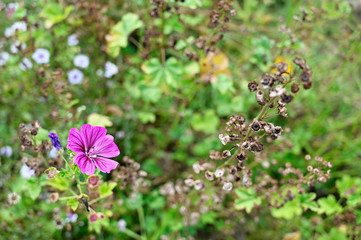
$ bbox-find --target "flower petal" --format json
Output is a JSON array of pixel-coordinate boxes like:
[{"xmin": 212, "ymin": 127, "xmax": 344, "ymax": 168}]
[
  {"xmin": 74, "ymin": 153, "xmax": 95, "ymax": 175},
  {"xmin": 80, "ymin": 124, "xmax": 107, "ymax": 151},
  {"xmin": 92, "ymin": 135, "xmax": 120, "ymax": 158},
  {"xmin": 93, "ymin": 156, "xmax": 119, "ymax": 173},
  {"xmin": 67, "ymin": 128, "xmax": 85, "ymax": 153}
]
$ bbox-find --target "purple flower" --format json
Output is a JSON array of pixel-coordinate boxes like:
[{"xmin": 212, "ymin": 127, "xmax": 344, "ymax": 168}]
[
  {"xmin": 66, "ymin": 124, "xmax": 119, "ymax": 175},
  {"xmin": 48, "ymin": 132, "xmax": 62, "ymax": 150}
]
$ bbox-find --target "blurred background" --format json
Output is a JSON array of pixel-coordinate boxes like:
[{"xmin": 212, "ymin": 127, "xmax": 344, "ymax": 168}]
[{"xmin": 0, "ymin": 0, "xmax": 360, "ymax": 239}]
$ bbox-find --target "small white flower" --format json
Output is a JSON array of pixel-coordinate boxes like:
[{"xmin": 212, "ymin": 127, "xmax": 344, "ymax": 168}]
[
  {"xmin": 0, "ymin": 146, "xmax": 12, "ymax": 157},
  {"xmin": 19, "ymin": 57, "xmax": 33, "ymax": 71},
  {"xmin": 4, "ymin": 27, "xmax": 13, "ymax": 37},
  {"xmin": 10, "ymin": 40, "xmax": 26, "ymax": 54},
  {"xmin": 49, "ymin": 147, "xmax": 57, "ymax": 159},
  {"xmin": 73, "ymin": 54, "xmax": 89, "ymax": 69},
  {"xmin": 67, "ymin": 69, "xmax": 84, "ymax": 85},
  {"xmin": 32, "ymin": 48, "xmax": 50, "ymax": 64},
  {"xmin": 117, "ymin": 219, "xmax": 127, "ymax": 232},
  {"xmin": 67, "ymin": 34, "xmax": 78, "ymax": 46},
  {"xmin": 20, "ymin": 164, "xmax": 35, "ymax": 179},
  {"xmin": 104, "ymin": 61, "xmax": 118, "ymax": 78},
  {"xmin": 5, "ymin": 21, "xmax": 27, "ymax": 37},
  {"xmin": 0, "ymin": 52, "xmax": 10, "ymax": 66}
]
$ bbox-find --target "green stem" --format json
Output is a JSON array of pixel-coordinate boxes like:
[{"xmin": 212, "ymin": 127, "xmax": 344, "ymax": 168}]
[
  {"xmin": 89, "ymin": 196, "xmax": 104, "ymax": 205},
  {"xmin": 137, "ymin": 205, "xmax": 147, "ymax": 240},
  {"xmin": 123, "ymin": 229, "xmax": 142, "ymax": 240},
  {"xmin": 59, "ymin": 195, "xmax": 79, "ymax": 201}
]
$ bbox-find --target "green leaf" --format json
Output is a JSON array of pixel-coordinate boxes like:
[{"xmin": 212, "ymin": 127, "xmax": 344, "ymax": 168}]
[
  {"xmin": 336, "ymin": 175, "xmax": 361, "ymax": 199},
  {"xmin": 299, "ymin": 192, "xmax": 318, "ymax": 211},
  {"xmin": 235, "ymin": 188, "xmax": 261, "ymax": 213},
  {"xmin": 201, "ymin": 211, "xmax": 217, "ymax": 224},
  {"xmin": 26, "ymin": 179, "xmax": 42, "ymax": 200},
  {"xmin": 35, "ymin": 127, "xmax": 50, "ymax": 143},
  {"xmin": 13, "ymin": 6, "xmax": 27, "ymax": 19},
  {"xmin": 48, "ymin": 175, "xmax": 69, "ymax": 191},
  {"xmin": 271, "ymin": 198, "xmax": 302, "ymax": 219},
  {"xmin": 317, "ymin": 195, "xmax": 342, "ymax": 216},
  {"xmin": 40, "ymin": 3, "xmax": 73, "ymax": 28},
  {"xmin": 137, "ymin": 112, "xmax": 156, "ymax": 124},
  {"xmin": 106, "ymin": 13, "xmax": 143, "ymax": 57},
  {"xmin": 212, "ymin": 74, "xmax": 235, "ymax": 95},
  {"xmin": 67, "ymin": 198, "xmax": 80, "ymax": 211},
  {"xmin": 141, "ymin": 87, "xmax": 162, "ymax": 103},
  {"xmin": 141, "ymin": 58, "xmax": 183, "ymax": 87},
  {"xmin": 99, "ymin": 182, "xmax": 117, "ymax": 198},
  {"xmin": 89, "ymin": 217, "xmax": 109, "ymax": 234},
  {"xmin": 319, "ymin": 228, "xmax": 348, "ymax": 240},
  {"xmin": 190, "ymin": 109, "xmax": 220, "ymax": 134}
]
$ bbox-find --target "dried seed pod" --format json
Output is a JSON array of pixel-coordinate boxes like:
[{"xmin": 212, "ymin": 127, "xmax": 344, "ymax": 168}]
[
  {"xmin": 237, "ymin": 152, "xmax": 247, "ymax": 161},
  {"xmin": 241, "ymin": 141, "xmax": 249, "ymax": 149},
  {"xmin": 260, "ymin": 73, "xmax": 275, "ymax": 88},
  {"xmin": 251, "ymin": 120, "xmax": 261, "ymax": 132},
  {"xmin": 205, "ymin": 170, "xmax": 214, "ymax": 181},
  {"xmin": 248, "ymin": 81, "xmax": 258, "ymax": 92},
  {"xmin": 291, "ymin": 83, "xmax": 299, "ymax": 93}
]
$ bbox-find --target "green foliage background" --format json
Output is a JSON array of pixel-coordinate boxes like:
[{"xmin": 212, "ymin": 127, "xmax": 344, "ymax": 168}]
[{"xmin": 0, "ymin": 0, "xmax": 360, "ymax": 239}]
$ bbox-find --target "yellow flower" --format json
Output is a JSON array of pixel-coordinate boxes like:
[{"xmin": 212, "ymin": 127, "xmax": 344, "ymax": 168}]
[{"xmin": 200, "ymin": 51, "xmax": 231, "ymax": 83}]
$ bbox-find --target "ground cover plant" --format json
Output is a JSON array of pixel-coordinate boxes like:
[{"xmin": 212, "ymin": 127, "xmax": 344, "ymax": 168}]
[{"xmin": 0, "ymin": 0, "xmax": 361, "ymax": 239}]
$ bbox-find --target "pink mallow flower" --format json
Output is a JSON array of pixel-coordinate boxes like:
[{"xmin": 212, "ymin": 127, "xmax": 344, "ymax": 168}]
[{"xmin": 67, "ymin": 124, "xmax": 120, "ymax": 175}]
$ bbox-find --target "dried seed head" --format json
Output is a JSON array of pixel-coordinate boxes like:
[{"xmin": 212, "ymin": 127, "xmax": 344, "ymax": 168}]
[
  {"xmin": 8, "ymin": 192, "xmax": 21, "ymax": 205},
  {"xmin": 281, "ymin": 94, "xmax": 294, "ymax": 104},
  {"xmin": 301, "ymin": 71, "xmax": 311, "ymax": 82},
  {"xmin": 237, "ymin": 152, "xmax": 247, "ymax": 161},
  {"xmin": 291, "ymin": 83, "xmax": 299, "ymax": 93},
  {"xmin": 222, "ymin": 150, "xmax": 231, "ymax": 158},
  {"xmin": 236, "ymin": 114, "xmax": 246, "ymax": 123},
  {"xmin": 219, "ymin": 134, "xmax": 230, "ymax": 145},
  {"xmin": 248, "ymin": 81, "xmax": 258, "ymax": 92},
  {"xmin": 194, "ymin": 180, "xmax": 205, "ymax": 190},
  {"xmin": 260, "ymin": 73, "xmax": 275, "ymax": 88},
  {"xmin": 251, "ymin": 120, "xmax": 261, "ymax": 131},
  {"xmin": 205, "ymin": 170, "xmax": 214, "ymax": 181},
  {"xmin": 249, "ymin": 142, "xmax": 258, "ymax": 152},
  {"xmin": 274, "ymin": 126, "xmax": 282, "ymax": 134},
  {"xmin": 49, "ymin": 193, "xmax": 59, "ymax": 202},
  {"xmin": 222, "ymin": 182, "xmax": 233, "ymax": 191},
  {"xmin": 256, "ymin": 142, "xmax": 264, "ymax": 152},
  {"xmin": 215, "ymin": 169, "xmax": 225, "ymax": 178},
  {"xmin": 184, "ymin": 178, "xmax": 194, "ymax": 187},
  {"xmin": 241, "ymin": 141, "xmax": 249, "ymax": 149},
  {"xmin": 242, "ymin": 173, "xmax": 252, "ymax": 186}
]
